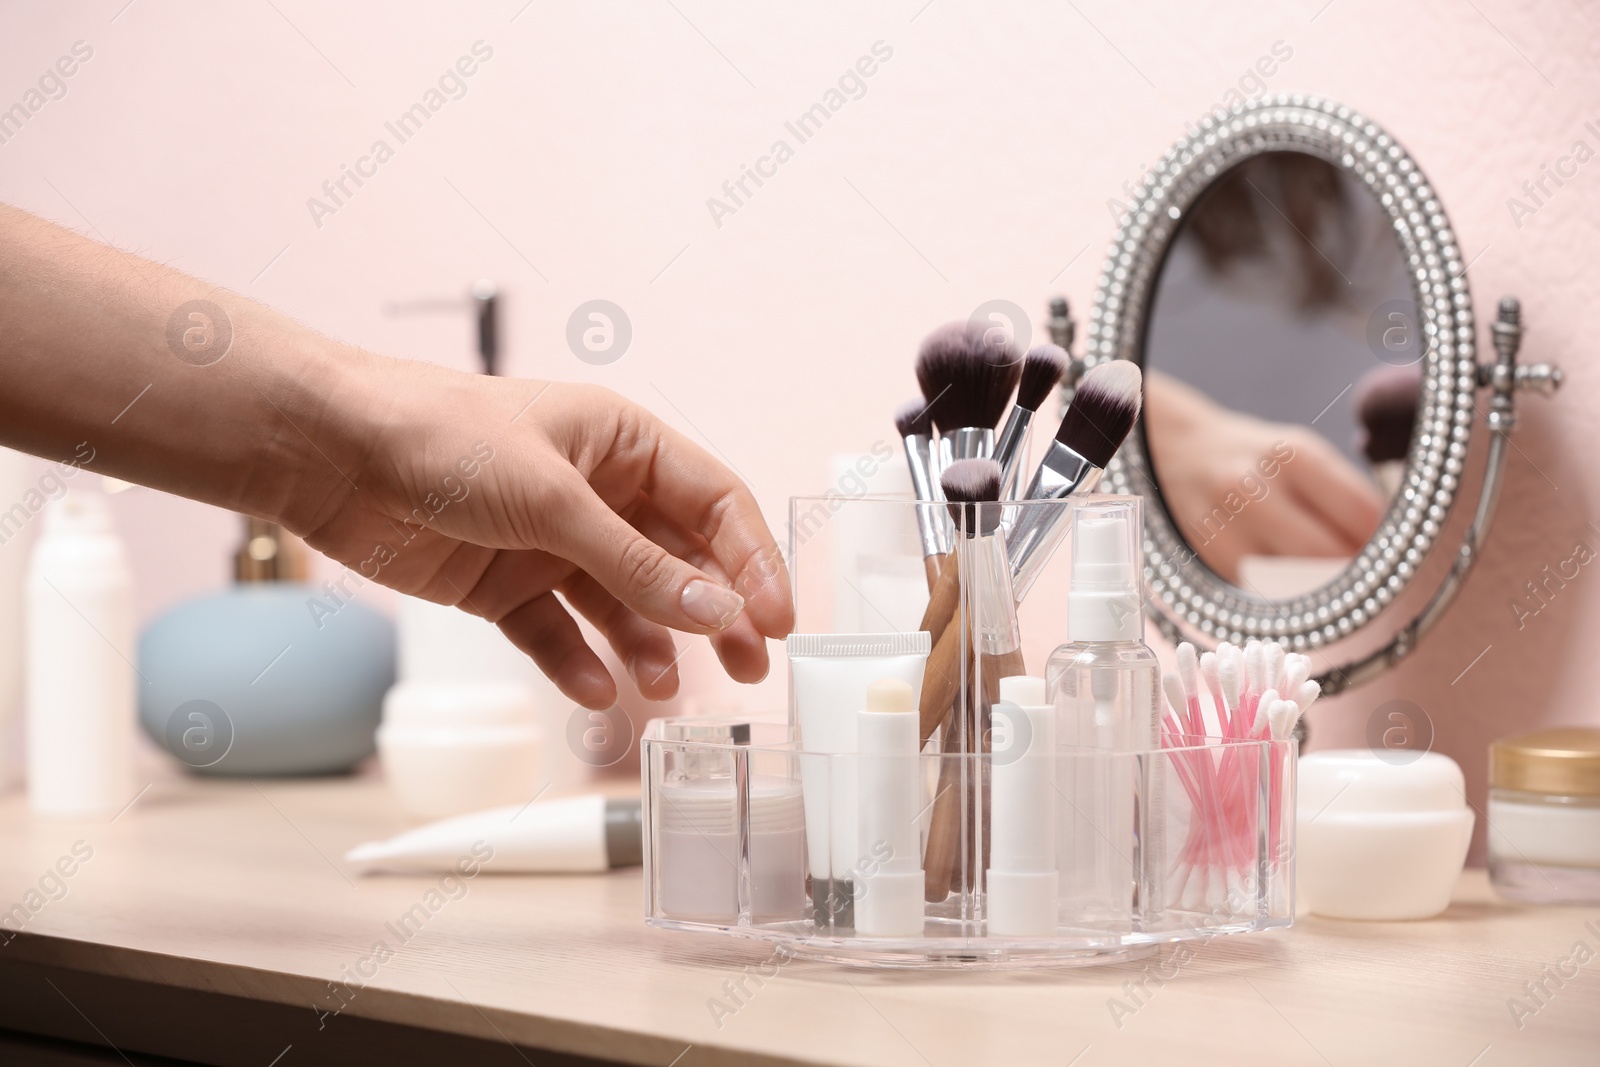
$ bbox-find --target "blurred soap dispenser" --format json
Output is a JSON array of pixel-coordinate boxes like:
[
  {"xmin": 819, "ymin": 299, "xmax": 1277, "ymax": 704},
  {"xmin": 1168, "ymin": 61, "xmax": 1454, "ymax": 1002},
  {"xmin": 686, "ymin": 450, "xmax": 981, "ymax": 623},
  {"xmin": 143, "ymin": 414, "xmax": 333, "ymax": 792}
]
[{"xmin": 138, "ymin": 518, "xmax": 396, "ymax": 775}]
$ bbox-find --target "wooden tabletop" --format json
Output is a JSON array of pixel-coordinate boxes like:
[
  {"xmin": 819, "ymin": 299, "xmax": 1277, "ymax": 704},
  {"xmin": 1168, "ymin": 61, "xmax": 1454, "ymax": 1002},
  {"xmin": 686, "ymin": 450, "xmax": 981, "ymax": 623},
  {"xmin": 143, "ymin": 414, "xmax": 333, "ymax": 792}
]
[{"xmin": 0, "ymin": 771, "xmax": 1594, "ymax": 1067}]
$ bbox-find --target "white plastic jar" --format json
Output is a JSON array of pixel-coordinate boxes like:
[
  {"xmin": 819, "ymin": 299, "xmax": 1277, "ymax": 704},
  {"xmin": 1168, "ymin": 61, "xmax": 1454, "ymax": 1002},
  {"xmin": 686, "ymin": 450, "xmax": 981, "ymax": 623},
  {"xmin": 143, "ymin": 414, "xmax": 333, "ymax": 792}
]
[
  {"xmin": 377, "ymin": 680, "xmax": 542, "ymax": 819},
  {"xmin": 1488, "ymin": 727, "xmax": 1600, "ymax": 905},
  {"xmin": 1296, "ymin": 749, "xmax": 1474, "ymax": 920}
]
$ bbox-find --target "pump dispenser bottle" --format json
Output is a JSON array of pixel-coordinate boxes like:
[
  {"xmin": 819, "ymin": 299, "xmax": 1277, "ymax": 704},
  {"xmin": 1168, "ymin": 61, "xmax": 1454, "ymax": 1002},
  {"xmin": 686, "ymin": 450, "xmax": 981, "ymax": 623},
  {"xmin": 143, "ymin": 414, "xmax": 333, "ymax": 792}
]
[{"xmin": 1045, "ymin": 496, "xmax": 1161, "ymax": 923}]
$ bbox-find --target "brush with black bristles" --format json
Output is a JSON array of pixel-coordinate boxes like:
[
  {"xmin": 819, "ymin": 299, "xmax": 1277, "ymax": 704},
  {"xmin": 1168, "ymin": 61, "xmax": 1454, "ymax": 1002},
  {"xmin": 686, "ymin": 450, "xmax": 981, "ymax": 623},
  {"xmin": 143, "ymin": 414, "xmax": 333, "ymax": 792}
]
[
  {"xmin": 915, "ymin": 321, "xmax": 1023, "ymax": 474},
  {"xmin": 918, "ymin": 460, "xmax": 1022, "ymax": 743},
  {"xmin": 1007, "ymin": 359, "xmax": 1144, "ymax": 601},
  {"xmin": 895, "ymin": 397, "xmax": 949, "ymax": 592},
  {"xmin": 993, "ymin": 343, "xmax": 1069, "ymax": 499}
]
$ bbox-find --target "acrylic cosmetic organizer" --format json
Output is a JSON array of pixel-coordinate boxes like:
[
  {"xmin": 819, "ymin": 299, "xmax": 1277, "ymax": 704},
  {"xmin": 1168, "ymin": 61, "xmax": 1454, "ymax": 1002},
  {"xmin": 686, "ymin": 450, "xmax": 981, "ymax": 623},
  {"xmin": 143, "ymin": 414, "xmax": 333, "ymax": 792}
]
[{"xmin": 642, "ymin": 496, "xmax": 1296, "ymax": 968}]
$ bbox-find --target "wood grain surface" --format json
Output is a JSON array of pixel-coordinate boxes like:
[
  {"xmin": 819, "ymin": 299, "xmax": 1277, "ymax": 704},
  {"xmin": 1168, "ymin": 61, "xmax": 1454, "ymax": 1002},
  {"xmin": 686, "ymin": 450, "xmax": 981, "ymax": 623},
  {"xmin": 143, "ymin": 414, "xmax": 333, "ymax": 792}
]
[{"xmin": 0, "ymin": 771, "xmax": 1594, "ymax": 1066}]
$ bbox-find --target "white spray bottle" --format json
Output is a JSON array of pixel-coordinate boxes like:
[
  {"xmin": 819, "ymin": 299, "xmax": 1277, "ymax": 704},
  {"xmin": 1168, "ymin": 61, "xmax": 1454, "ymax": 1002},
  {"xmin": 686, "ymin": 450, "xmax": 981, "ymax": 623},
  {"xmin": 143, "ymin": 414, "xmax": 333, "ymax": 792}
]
[{"xmin": 1044, "ymin": 496, "xmax": 1162, "ymax": 923}]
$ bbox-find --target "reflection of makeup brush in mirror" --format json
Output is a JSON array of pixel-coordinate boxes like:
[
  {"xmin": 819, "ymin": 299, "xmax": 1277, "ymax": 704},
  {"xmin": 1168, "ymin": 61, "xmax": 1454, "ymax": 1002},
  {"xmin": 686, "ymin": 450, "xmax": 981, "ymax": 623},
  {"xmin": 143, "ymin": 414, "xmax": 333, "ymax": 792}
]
[
  {"xmin": 896, "ymin": 398, "xmax": 947, "ymax": 592},
  {"xmin": 916, "ymin": 321, "xmax": 1022, "ymax": 472},
  {"xmin": 1354, "ymin": 364, "xmax": 1421, "ymax": 497},
  {"xmin": 993, "ymin": 344, "xmax": 1069, "ymax": 499},
  {"xmin": 1007, "ymin": 360, "xmax": 1144, "ymax": 601}
]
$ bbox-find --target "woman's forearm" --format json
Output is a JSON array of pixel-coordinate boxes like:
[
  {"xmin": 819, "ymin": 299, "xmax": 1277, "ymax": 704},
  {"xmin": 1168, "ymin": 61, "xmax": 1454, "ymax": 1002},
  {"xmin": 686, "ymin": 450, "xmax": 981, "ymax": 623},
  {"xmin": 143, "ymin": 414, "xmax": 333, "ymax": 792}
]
[{"xmin": 0, "ymin": 202, "xmax": 369, "ymax": 532}]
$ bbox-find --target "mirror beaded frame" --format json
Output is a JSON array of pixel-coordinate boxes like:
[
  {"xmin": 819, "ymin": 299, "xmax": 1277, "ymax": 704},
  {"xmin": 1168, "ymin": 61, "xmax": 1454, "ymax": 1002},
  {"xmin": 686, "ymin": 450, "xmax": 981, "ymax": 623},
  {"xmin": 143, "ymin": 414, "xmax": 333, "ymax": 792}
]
[{"xmin": 1089, "ymin": 94, "xmax": 1475, "ymax": 652}]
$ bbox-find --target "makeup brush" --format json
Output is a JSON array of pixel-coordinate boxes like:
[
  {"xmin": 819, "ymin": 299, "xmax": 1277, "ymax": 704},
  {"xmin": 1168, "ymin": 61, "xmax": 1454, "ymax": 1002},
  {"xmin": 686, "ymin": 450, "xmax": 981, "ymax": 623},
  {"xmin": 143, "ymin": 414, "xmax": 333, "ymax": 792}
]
[
  {"xmin": 916, "ymin": 321, "xmax": 1022, "ymax": 472},
  {"xmin": 896, "ymin": 398, "xmax": 949, "ymax": 592},
  {"xmin": 913, "ymin": 321, "xmax": 1022, "ymax": 644},
  {"xmin": 1007, "ymin": 359, "xmax": 1144, "ymax": 601},
  {"xmin": 993, "ymin": 343, "xmax": 1069, "ymax": 499},
  {"xmin": 1354, "ymin": 363, "xmax": 1421, "ymax": 496},
  {"xmin": 918, "ymin": 460, "xmax": 1022, "ymax": 742},
  {"xmin": 921, "ymin": 459, "xmax": 1020, "ymax": 902}
]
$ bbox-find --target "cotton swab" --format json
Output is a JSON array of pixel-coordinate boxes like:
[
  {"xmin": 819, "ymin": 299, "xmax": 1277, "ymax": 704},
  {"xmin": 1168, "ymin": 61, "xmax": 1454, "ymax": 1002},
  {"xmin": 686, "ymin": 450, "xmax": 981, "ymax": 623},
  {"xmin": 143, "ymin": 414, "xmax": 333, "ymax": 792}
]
[
  {"xmin": 1251, "ymin": 688, "xmax": 1281, "ymax": 738},
  {"xmin": 1263, "ymin": 642, "xmax": 1286, "ymax": 695},
  {"xmin": 1160, "ymin": 638, "xmax": 1316, "ymax": 915},
  {"xmin": 1243, "ymin": 640, "xmax": 1267, "ymax": 696},
  {"xmin": 1199, "ymin": 651, "xmax": 1224, "ymax": 726},
  {"xmin": 1176, "ymin": 643, "xmax": 1203, "ymax": 734},
  {"xmin": 1283, "ymin": 654, "xmax": 1312, "ymax": 699},
  {"xmin": 1267, "ymin": 698, "xmax": 1300, "ymax": 741},
  {"xmin": 1162, "ymin": 672, "xmax": 1190, "ymax": 733}
]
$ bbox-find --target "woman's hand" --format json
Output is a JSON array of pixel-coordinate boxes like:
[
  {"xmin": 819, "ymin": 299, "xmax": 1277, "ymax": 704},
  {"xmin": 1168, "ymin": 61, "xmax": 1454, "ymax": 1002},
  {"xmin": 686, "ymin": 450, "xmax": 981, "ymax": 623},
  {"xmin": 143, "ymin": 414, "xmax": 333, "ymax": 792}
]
[
  {"xmin": 0, "ymin": 203, "xmax": 792, "ymax": 710},
  {"xmin": 306, "ymin": 361, "xmax": 793, "ymax": 710}
]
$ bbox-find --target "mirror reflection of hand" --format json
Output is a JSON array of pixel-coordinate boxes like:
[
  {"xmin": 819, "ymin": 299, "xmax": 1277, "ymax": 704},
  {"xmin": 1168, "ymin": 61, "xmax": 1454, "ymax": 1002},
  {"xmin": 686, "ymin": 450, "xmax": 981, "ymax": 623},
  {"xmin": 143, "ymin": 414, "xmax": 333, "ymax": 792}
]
[{"xmin": 1144, "ymin": 371, "xmax": 1385, "ymax": 583}]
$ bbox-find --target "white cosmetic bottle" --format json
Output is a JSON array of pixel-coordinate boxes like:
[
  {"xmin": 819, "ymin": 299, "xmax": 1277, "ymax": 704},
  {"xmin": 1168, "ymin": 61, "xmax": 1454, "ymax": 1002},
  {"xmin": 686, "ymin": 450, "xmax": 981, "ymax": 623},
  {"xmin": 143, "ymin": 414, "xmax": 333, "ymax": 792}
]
[
  {"xmin": 0, "ymin": 447, "xmax": 35, "ymax": 790},
  {"xmin": 987, "ymin": 675, "xmax": 1058, "ymax": 937},
  {"xmin": 855, "ymin": 678, "xmax": 925, "ymax": 937},
  {"xmin": 26, "ymin": 487, "xmax": 136, "ymax": 816},
  {"xmin": 1044, "ymin": 497, "xmax": 1161, "ymax": 923}
]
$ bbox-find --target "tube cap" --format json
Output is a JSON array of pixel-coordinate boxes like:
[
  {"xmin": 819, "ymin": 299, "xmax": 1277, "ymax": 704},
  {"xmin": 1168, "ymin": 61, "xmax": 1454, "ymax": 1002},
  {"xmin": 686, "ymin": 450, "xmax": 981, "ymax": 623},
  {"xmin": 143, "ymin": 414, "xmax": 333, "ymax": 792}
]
[
  {"xmin": 855, "ymin": 870, "xmax": 925, "ymax": 937},
  {"xmin": 998, "ymin": 675, "xmax": 1046, "ymax": 708},
  {"xmin": 986, "ymin": 870, "xmax": 1060, "ymax": 937},
  {"xmin": 1067, "ymin": 497, "xmax": 1143, "ymax": 643}
]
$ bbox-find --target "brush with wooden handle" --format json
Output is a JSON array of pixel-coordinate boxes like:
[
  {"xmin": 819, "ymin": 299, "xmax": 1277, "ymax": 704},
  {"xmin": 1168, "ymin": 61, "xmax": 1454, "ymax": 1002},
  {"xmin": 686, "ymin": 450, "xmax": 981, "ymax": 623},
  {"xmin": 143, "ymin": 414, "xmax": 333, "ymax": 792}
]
[
  {"xmin": 910, "ymin": 321, "xmax": 1020, "ymax": 649},
  {"xmin": 916, "ymin": 320, "xmax": 1021, "ymax": 473},
  {"xmin": 921, "ymin": 459, "xmax": 1021, "ymax": 902}
]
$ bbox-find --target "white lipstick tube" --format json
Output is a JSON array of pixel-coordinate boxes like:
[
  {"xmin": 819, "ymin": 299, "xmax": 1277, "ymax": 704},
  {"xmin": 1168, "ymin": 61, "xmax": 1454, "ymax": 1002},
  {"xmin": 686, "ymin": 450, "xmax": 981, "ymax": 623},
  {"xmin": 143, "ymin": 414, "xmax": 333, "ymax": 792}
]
[
  {"xmin": 855, "ymin": 679, "xmax": 925, "ymax": 937},
  {"xmin": 987, "ymin": 675, "xmax": 1058, "ymax": 937}
]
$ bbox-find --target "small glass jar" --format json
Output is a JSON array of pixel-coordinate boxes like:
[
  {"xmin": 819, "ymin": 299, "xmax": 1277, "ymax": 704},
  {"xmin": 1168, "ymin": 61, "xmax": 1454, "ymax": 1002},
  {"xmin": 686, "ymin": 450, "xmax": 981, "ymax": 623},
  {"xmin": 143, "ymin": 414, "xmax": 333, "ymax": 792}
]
[{"xmin": 1488, "ymin": 727, "xmax": 1600, "ymax": 905}]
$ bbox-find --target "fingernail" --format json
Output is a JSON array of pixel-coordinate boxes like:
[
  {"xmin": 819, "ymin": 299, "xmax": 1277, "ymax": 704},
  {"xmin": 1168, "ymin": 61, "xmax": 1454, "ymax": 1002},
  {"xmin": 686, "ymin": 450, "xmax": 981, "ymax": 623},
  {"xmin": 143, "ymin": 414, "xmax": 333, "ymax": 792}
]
[{"xmin": 681, "ymin": 579, "xmax": 744, "ymax": 630}]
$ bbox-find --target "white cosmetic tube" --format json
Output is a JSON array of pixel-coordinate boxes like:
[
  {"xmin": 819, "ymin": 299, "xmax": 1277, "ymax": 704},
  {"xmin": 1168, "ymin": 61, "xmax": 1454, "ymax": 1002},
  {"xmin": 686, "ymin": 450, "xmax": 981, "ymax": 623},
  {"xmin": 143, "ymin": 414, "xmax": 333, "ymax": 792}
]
[
  {"xmin": 786, "ymin": 633, "xmax": 930, "ymax": 891},
  {"xmin": 345, "ymin": 794, "xmax": 643, "ymax": 873},
  {"xmin": 987, "ymin": 675, "xmax": 1058, "ymax": 937},
  {"xmin": 855, "ymin": 679, "xmax": 925, "ymax": 937}
]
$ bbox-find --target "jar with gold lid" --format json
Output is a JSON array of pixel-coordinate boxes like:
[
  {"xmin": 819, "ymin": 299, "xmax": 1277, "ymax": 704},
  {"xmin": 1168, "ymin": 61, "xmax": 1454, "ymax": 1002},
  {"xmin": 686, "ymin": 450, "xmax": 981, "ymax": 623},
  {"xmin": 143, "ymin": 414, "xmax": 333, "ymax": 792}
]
[{"xmin": 1488, "ymin": 727, "xmax": 1600, "ymax": 904}]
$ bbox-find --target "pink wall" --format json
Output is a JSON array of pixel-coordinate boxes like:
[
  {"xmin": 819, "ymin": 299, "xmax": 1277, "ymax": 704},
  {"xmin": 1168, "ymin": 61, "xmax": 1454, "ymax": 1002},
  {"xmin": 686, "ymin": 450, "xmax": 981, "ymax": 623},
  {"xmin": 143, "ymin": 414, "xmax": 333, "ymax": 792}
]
[{"xmin": 2, "ymin": 1, "xmax": 1596, "ymax": 853}]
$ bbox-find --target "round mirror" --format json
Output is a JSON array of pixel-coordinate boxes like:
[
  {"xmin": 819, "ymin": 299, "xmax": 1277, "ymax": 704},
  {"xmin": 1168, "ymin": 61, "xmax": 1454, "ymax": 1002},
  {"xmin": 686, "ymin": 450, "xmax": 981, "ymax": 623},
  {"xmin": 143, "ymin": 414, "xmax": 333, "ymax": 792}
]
[{"xmin": 1080, "ymin": 95, "xmax": 1561, "ymax": 690}]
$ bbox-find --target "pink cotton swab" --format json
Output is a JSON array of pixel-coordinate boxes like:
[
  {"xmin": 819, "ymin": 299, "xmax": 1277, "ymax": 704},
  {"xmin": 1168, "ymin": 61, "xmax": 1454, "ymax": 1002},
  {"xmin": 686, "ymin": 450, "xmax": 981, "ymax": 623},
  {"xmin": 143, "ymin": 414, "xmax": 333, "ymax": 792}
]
[{"xmin": 1161, "ymin": 639, "xmax": 1319, "ymax": 912}]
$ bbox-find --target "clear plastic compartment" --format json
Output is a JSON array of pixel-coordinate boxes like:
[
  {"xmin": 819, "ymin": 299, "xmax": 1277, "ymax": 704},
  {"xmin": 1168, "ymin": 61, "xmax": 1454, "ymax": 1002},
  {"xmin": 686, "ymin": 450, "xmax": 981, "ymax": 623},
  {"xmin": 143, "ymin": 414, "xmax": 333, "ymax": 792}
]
[{"xmin": 641, "ymin": 495, "xmax": 1296, "ymax": 968}]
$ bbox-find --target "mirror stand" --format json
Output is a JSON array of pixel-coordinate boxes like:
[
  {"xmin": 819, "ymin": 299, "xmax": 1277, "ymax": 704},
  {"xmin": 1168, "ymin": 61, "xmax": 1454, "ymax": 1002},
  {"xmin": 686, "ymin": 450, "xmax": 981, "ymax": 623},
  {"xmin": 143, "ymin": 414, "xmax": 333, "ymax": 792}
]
[{"xmin": 1299, "ymin": 295, "xmax": 1559, "ymax": 697}]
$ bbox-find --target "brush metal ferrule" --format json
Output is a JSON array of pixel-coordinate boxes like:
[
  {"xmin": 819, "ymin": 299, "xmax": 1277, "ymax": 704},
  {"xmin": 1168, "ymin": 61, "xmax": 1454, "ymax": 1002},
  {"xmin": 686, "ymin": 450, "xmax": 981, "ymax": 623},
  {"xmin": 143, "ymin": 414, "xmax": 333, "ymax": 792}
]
[
  {"xmin": 1006, "ymin": 439, "xmax": 1105, "ymax": 602},
  {"xmin": 947, "ymin": 427, "xmax": 994, "ymax": 463},
  {"xmin": 901, "ymin": 433, "xmax": 949, "ymax": 559},
  {"xmin": 992, "ymin": 407, "xmax": 1035, "ymax": 499}
]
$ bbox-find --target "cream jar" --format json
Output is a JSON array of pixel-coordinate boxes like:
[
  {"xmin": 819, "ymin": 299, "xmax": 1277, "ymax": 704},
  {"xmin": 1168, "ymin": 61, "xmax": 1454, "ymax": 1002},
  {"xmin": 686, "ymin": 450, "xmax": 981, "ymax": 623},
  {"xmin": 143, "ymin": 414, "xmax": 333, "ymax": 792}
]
[
  {"xmin": 377, "ymin": 680, "xmax": 543, "ymax": 820},
  {"xmin": 1296, "ymin": 749, "xmax": 1474, "ymax": 920},
  {"xmin": 1488, "ymin": 727, "xmax": 1600, "ymax": 905}
]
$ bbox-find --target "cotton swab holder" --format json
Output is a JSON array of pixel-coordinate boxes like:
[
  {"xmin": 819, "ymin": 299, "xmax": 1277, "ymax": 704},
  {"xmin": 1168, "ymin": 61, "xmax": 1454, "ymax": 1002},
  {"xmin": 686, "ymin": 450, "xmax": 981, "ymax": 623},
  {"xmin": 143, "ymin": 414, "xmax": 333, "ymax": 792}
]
[{"xmin": 641, "ymin": 495, "xmax": 1298, "ymax": 968}]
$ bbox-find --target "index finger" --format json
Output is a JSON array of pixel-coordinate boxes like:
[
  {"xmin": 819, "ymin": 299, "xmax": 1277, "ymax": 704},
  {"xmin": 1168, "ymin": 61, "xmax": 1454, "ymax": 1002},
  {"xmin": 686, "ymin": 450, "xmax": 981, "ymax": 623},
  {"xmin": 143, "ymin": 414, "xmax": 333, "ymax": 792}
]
[{"xmin": 639, "ymin": 419, "xmax": 793, "ymax": 640}]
